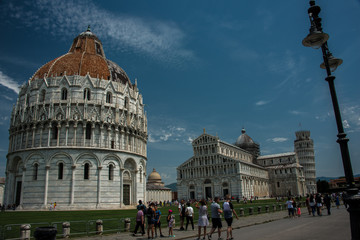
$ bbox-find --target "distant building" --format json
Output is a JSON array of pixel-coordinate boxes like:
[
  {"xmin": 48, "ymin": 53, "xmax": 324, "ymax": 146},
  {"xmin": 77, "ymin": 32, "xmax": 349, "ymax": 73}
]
[
  {"xmin": 146, "ymin": 169, "xmax": 172, "ymax": 203},
  {"xmin": 177, "ymin": 129, "xmax": 316, "ymax": 200},
  {"xmin": 329, "ymin": 177, "xmax": 360, "ymax": 190}
]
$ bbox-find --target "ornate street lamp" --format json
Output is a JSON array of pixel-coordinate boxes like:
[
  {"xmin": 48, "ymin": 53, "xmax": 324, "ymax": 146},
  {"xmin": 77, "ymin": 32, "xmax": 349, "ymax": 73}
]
[{"xmin": 303, "ymin": 1, "xmax": 360, "ymax": 239}]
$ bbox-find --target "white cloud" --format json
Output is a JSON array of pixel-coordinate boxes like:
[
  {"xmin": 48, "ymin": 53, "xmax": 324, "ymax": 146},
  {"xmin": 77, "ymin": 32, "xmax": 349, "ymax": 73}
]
[
  {"xmin": 2, "ymin": 0, "xmax": 193, "ymax": 65},
  {"xmin": 343, "ymin": 120, "xmax": 350, "ymax": 129},
  {"xmin": 342, "ymin": 104, "xmax": 360, "ymax": 131},
  {"xmin": 0, "ymin": 70, "xmax": 20, "ymax": 94},
  {"xmin": 289, "ymin": 110, "xmax": 305, "ymax": 115},
  {"xmin": 255, "ymin": 100, "xmax": 269, "ymax": 106},
  {"xmin": 267, "ymin": 137, "xmax": 288, "ymax": 143}
]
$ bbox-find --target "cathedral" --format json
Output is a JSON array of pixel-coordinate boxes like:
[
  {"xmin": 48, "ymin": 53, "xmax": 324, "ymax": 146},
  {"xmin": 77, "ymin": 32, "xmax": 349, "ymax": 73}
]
[
  {"xmin": 4, "ymin": 27, "xmax": 148, "ymax": 210},
  {"xmin": 177, "ymin": 129, "xmax": 316, "ymax": 200}
]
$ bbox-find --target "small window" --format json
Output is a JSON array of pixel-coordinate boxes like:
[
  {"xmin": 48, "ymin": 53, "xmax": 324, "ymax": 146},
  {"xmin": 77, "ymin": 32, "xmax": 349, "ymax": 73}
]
[
  {"xmin": 40, "ymin": 90, "xmax": 46, "ymax": 102},
  {"xmin": 85, "ymin": 123, "xmax": 92, "ymax": 139},
  {"xmin": 277, "ymin": 182, "xmax": 280, "ymax": 188},
  {"xmin": 33, "ymin": 163, "xmax": 38, "ymax": 180},
  {"xmin": 95, "ymin": 42, "xmax": 102, "ymax": 55},
  {"xmin": 83, "ymin": 88, "xmax": 91, "ymax": 101},
  {"xmin": 124, "ymin": 97, "xmax": 129, "ymax": 109},
  {"xmin": 84, "ymin": 163, "xmax": 90, "ymax": 180},
  {"xmin": 111, "ymin": 141, "xmax": 115, "ymax": 149},
  {"xmin": 109, "ymin": 165, "xmax": 114, "ymax": 180},
  {"xmin": 106, "ymin": 92, "xmax": 112, "ymax": 103},
  {"xmin": 58, "ymin": 163, "xmax": 64, "ymax": 180},
  {"xmin": 53, "ymin": 124, "xmax": 58, "ymax": 139},
  {"xmin": 61, "ymin": 88, "xmax": 68, "ymax": 100}
]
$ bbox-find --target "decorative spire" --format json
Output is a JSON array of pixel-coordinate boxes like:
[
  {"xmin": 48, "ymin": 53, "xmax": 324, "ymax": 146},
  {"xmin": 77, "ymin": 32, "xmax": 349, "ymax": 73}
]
[{"xmin": 87, "ymin": 25, "xmax": 91, "ymax": 32}]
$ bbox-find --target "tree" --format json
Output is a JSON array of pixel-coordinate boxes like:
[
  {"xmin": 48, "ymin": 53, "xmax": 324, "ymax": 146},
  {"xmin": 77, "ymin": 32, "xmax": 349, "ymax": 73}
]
[{"xmin": 317, "ymin": 179, "xmax": 329, "ymax": 193}]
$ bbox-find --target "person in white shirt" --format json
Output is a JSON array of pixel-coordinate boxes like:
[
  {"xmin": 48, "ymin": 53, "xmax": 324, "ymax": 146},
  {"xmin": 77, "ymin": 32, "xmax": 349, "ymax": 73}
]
[{"xmin": 185, "ymin": 202, "xmax": 194, "ymax": 230}]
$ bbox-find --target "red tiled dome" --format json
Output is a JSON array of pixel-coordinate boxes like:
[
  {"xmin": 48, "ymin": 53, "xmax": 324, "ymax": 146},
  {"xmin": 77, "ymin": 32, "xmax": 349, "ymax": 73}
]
[{"xmin": 31, "ymin": 27, "xmax": 131, "ymax": 85}]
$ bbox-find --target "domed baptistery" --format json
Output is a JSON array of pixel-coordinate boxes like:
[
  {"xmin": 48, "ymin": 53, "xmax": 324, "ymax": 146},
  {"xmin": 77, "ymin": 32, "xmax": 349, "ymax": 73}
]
[{"xmin": 4, "ymin": 27, "xmax": 148, "ymax": 210}]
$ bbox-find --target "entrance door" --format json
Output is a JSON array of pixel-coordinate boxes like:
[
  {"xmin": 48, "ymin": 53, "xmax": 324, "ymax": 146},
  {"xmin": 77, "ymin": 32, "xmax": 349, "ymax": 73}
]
[
  {"xmin": 190, "ymin": 191, "xmax": 195, "ymax": 199},
  {"xmin": 15, "ymin": 181, "xmax": 22, "ymax": 206},
  {"xmin": 123, "ymin": 184, "xmax": 130, "ymax": 205},
  {"xmin": 205, "ymin": 187, "xmax": 212, "ymax": 199},
  {"xmin": 223, "ymin": 189, "xmax": 229, "ymax": 197}
]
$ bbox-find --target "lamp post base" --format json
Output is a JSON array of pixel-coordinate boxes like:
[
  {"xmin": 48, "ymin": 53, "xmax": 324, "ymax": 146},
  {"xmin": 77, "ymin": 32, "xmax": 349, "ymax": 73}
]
[{"xmin": 345, "ymin": 188, "xmax": 360, "ymax": 240}]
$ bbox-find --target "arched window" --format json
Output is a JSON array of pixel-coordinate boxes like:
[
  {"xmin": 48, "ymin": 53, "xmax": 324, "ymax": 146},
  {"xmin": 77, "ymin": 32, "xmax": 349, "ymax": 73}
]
[
  {"xmin": 52, "ymin": 124, "xmax": 58, "ymax": 139},
  {"xmin": 85, "ymin": 123, "xmax": 92, "ymax": 139},
  {"xmin": 61, "ymin": 88, "xmax": 68, "ymax": 100},
  {"xmin": 124, "ymin": 97, "xmax": 129, "ymax": 109},
  {"xmin": 40, "ymin": 90, "xmax": 46, "ymax": 102},
  {"xmin": 26, "ymin": 94, "xmax": 30, "ymax": 107},
  {"xmin": 33, "ymin": 163, "xmax": 38, "ymax": 180},
  {"xmin": 83, "ymin": 88, "xmax": 91, "ymax": 101},
  {"xmin": 109, "ymin": 164, "xmax": 114, "ymax": 180},
  {"xmin": 106, "ymin": 92, "xmax": 112, "ymax": 103},
  {"xmin": 58, "ymin": 163, "xmax": 64, "ymax": 180},
  {"xmin": 84, "ymin": 163, "xmax": 90, "ymax": 180}
]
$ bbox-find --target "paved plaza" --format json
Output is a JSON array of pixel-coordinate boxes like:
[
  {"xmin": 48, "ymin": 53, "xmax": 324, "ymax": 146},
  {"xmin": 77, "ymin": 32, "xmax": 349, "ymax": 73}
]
[{"xmin": 75, "ymin": 206, "xmax": 350, "ymax": 240}]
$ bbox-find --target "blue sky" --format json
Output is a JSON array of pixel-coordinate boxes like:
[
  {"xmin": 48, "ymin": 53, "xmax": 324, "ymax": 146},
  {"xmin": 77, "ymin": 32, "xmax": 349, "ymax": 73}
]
[{"xmin": 0, "ymin": 0, "xmax": 359, "ymax": 185}]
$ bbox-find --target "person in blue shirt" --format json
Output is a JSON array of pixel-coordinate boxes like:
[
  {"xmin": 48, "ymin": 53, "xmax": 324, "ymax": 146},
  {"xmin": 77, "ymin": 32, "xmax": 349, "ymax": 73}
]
[{"xmin": 154, "ymin": 205, "xmax": 165, "ymax": 237}]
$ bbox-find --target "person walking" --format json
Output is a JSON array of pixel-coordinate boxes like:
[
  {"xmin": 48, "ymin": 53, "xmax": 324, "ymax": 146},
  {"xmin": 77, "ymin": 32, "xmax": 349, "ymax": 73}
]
[
  {"xmin": 167, "ymin": 209, "xmax": 175, "ymax": 238},
  {"xmin": 335, "ymin": 194, "xmax": 340, "ymax": 209},
  {"xmin": 223, "ymin": 195, "xmax": 238, "ymax": 240},
  {"xmin": 208, "ymin": 197, "xmax": 223, "ymax": 240},
  {"xmin": 185, "ymin": 202, "xmax": 194, "ymax": 230},
  {"xmin": 324, "ymin": 193, "xmax": 331, "ymax": 215},
  {"xmin": 309, "ymin": 194, "xmax": 316, "ymax": 216},
  {"xmin": 305, "ymin": 194, "xmax": 311, "ymax": 215},
  {"xmin": 154, "ymin": 205, "xmax": 165, "ymax": 237},
  {"xmin": 195, "ymin": 199, "xmax": 209, "ymax": 240},
  {"xmin": 286, "ymin": 197, "xmax": 294, "ymax": 218},
  {"xmin": 178, "ymin": 199, "xmax": 186, "ymax": 230},
  {"xmin": 133, "ymin": 205, "xmax": 145, "ymax": 236},
  {"xmin": 146, "ymin": 203, "xmax": 156, "ymax": 239},
  {"xmin": 315, "ymin": 193, "xmax": 322, "ymax": 216}
]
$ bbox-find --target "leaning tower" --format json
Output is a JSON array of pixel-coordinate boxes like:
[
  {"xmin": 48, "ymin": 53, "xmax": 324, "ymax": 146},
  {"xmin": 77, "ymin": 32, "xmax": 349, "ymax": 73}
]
[
  {"xmin": 294, "ymin": 131, "xmax": 317, "ymax": 194},
  {"xmin": 4, "ymin": 27, "xmax": 148, "ymax": 210}
]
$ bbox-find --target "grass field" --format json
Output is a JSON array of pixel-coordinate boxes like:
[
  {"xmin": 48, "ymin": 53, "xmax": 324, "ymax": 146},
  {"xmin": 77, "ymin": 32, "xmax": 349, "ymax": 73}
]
[{"xmin": 0, "ymin": 198, "xmax": 293, "ymax": 239}]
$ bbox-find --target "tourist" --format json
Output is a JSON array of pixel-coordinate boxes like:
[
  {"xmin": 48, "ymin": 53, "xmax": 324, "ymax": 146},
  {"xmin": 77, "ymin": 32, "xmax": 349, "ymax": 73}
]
[
  {"xmin": 154, "ymin": 205, "xmax": 165, "ymax": 237},
  {"xmin": 286, "ymin": 197, "xmax": 294, "ymax": 218},
  {"xmin": 133, "ymin": 205, "xmax": 145, "ymax": 236},
  {"xmin": 309, "ymin": 194, "xmax": 316, "ymax": 216},
  {"xmin": 185, "ymin": 202, "xmax": 194, "ymax": 230},
  {"xmin": 223, "ymin": 195, "xmax": 238, "ymax": 240},
  {"xmin": 208, "ymin": 197, "xmax": 223, "ymax": 240},
  {"xmin": 324, "ymin": 193, "xmax": 331, "ymax": 215},
  {"xmin": 195, "ymin": 199, "xmax": 209, "ymax": 240},
  {"xmin": 305, "ymin": 194, "xmax": 311, "ymax": 215},
  {"xmin": 335, "ymin": 194, "xmax": 340, "ymax": 209},
  {"xmin": 178, "ymin": 199, "xmax": 186, "ymax": 230},
  {"xmin": 137, "ymin": 200, "xmax": 146, "ymax": 211},
  {"xmin": 146, "ymin": 202, "xmax": 156, "ymax": 239},
  {"xmin": 315, "ymin": 193, "xmax": 322, "ymax": 216},
  {"xmin": 167, "ymin": 209, "xmax": 175, "ymax": 237}
]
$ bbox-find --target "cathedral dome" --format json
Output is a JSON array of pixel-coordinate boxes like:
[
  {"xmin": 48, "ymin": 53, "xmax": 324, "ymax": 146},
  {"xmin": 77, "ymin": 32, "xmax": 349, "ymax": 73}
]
[
  {"xmin": 148, "ymin": 168, "xmax": 162, "ymax": 181},
  {"xmin": 31, "ymin": 26, "xmax": 131, "ymax": 85},
  {"xmin": 235, "ymin": 128, "xmax": 254, "ymax": 145}
]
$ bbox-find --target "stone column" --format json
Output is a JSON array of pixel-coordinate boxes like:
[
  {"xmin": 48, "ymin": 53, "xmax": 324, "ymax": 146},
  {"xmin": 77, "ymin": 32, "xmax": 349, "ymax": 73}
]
[
  {"xmin": 115, "ymin": 127, "xmax": 119, "ymax": 149},
  {"xmin": 43, "ymin": 165, "xmax": 50, "ymax": 207},
  {"xmin": 25, "ymin": 126, "xmax": 30, "ymax": 149},
  {"xmin": 99, "ymin": 125, "xmax": 103, "ymax": 148},
  {"xmin": 120, "ymin": 168, "xmax": 124, "ymax": 207},
  {"xmin": 83, "ymin": 124, "xmax": 86, "ymax": 147},
  {"xmin": 65, "ymin": 123, "xmax": 69, "ymax": 146},
  {"xmin": 70, "ymin": 165, "xmax": 76, "ymax": 205},
  {"xmin": 32, "ymin": 125, "xmax": 36, "ymax": 148},
  {"xmin": 57, "ymin": 122, "xmax": 61, "ymax": 146},
  {"xmin": 47, "ymin": 125, "xmax": 51, "ymax": 147},
  {"xmin": 97, "ymin": 166, "xmax": 102, "ymax": 208},
  {"xmin": 74, "ymin": 122, "xmax": 78, "ymax": 146},
  {"xmin": 39, "ymin": 124, "xmax": 44, "ymax": 147},
  {"xmin": 91, "ymin": 123, "xmax": 95, "ymax": 147},
  {"xmin": 107, "ymin": 126, "xmax": 111, "ymax": 149},
  {"xmin": 19, "ymin": 167, "xmax": 26, "ymax": 208},
  {"xmin": 20, "ymin": 129, "xmax": 24, "ymax": 149}
]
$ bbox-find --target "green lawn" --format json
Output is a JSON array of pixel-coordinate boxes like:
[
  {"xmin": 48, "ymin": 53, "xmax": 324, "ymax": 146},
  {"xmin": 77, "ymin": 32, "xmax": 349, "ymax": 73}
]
[{"xmin": 0, "ymin": 199, "xmax": 292, "ymax": 239}]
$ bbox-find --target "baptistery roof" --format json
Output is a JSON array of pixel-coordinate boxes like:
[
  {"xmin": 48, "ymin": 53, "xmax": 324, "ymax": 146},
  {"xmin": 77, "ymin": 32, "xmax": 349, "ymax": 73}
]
[
  {"xmin": 148, "ymin": 168, "xmax": 162, "ymax": 181},
  {"xmin": 31, "ymin": 26, "xmax": 131, "ymax": 85}
]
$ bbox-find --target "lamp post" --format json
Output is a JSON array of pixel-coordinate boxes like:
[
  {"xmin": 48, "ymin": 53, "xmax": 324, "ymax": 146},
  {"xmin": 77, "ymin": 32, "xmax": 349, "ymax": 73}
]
[{"xmin": 302, "ymin": 1, "xmax": 360, "ymax": 239}]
